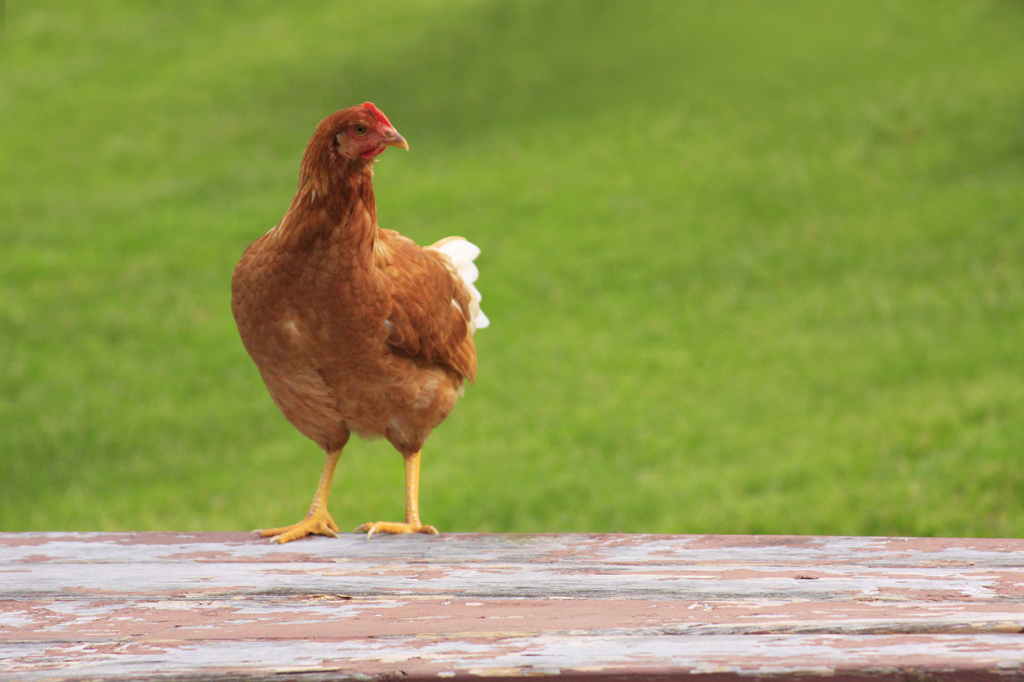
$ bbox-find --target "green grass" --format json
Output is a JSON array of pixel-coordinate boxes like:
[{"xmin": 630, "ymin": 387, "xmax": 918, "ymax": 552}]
[{"xmin": 2, "ymin": 1, "xmax": 1023, "ymax": 537}]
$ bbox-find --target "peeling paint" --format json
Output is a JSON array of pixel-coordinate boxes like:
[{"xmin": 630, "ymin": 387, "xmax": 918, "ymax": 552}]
[{"xmin": 2, "ymin": 532, "xmax": 1024, "ymax": 680}]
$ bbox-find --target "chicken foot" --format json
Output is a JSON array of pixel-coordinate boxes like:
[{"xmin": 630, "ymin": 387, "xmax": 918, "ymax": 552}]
[
  {"xmin": 255, "ymin": 448, "xmax": 342, "ymax": 543},
  {"xmin": 356, "ymin": 450, "xmax": 439, "ymax": 539}
]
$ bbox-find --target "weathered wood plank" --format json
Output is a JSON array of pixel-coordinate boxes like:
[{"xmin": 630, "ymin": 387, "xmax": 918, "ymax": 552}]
[{"xmin": 1, "ymin": 532, "xmax": 1023, "ymax": 680}]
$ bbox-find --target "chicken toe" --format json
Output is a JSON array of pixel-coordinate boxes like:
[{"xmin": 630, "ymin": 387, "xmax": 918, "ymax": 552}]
[
  {"xmin": 355, "ymin": 521, "xmax": 438, "ymax": 539},
  {"xmin": 258, "ymin": 511, "xmax": 340, "ymax": 543}
]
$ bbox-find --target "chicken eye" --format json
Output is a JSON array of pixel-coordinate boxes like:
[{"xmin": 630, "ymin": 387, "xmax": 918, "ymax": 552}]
[{"xmin": 354, "ymin": 124, "xmax": 368, "ymax": 135}]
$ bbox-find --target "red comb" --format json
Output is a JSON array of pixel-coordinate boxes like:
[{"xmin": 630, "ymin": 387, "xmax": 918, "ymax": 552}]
[{"xmin": 362, "ymin": 102, "xmax": 393, "ymax": 128}]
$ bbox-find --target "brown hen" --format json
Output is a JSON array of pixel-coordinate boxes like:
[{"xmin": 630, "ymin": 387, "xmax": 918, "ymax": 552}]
[{"xmin": 231, "ymin": 103, "xmax": 487, "ymax": 543}]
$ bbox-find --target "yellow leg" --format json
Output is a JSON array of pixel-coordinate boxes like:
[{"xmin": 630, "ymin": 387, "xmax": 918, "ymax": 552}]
[
  {"xmin": 255, "ymin": 449, "xmax": 342, "ymax": 544},
  {"xmin": 355, "ymin": 450, "xmax": 439, "ymax": 539}
]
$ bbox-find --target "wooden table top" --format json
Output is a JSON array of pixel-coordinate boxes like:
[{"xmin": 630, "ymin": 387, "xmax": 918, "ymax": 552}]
[{"xmin": 2, "ymin": 532, "xmax": 1023, "ymax": 680}]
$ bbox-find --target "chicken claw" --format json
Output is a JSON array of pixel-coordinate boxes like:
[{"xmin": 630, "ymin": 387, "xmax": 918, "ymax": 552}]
[
  {"xmin": 254, "ymin": 449, "xmax": 342, "ymax": 544},
  {"xmin": 355, "ymin": 521, "xmax": 439, "ymax": 540},
  {"xmin": 355, "ymin": 450, "xmax": 438, "ymax": 539},
  {"xmin": 256, "ymin": 511, "xmax": 340, "ymax": 544}
]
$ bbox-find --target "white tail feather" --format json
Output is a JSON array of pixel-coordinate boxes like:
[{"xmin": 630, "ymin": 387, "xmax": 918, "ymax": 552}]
[{"xmin": 429, "ymin": 236, "xmax": 489, "ymax": 334}]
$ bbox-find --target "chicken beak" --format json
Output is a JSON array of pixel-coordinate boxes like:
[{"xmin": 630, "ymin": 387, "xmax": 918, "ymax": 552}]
[{"xmin": 384, "ymin": 128, "xmax": 410, "ymax": 151}]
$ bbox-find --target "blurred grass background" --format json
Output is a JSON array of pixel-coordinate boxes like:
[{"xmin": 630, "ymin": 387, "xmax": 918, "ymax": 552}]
[{"xmin": 2, "ymin": 1, "xmax": 1023, "ymax": 537}]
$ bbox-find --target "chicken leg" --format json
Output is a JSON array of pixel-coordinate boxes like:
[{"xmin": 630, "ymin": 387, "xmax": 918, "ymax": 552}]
[
  {"xmin": 256, "ymin": 449, "xmax": 342, "ymax": 544},
  {"xmin": 356, "ymin": 450, "xmax": 439, "ymax": 538}
]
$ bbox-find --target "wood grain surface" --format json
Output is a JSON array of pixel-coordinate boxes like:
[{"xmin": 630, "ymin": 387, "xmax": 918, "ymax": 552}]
[{"xmin": 2, "ymin": 532, "xmax": 1023, "ymax": 680}]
